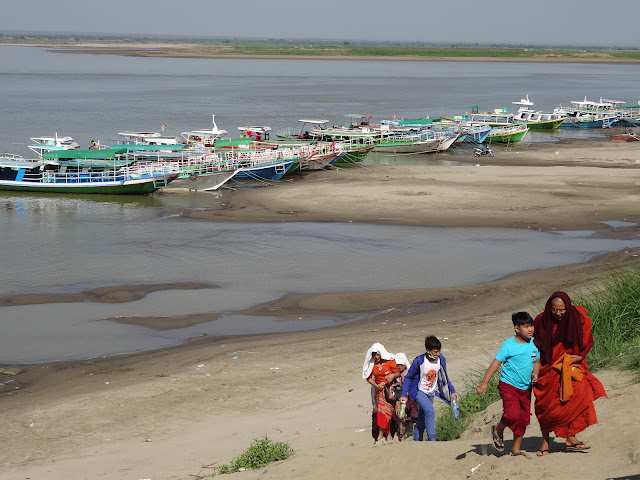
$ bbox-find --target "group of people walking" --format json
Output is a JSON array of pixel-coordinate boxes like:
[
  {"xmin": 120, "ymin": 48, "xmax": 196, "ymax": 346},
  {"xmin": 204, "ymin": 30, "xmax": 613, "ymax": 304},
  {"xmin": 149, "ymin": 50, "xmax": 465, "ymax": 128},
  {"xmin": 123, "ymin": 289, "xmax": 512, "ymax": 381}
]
[{"xmin": 364, "ymin": 291, "xmax": 606, "ymax": 457}]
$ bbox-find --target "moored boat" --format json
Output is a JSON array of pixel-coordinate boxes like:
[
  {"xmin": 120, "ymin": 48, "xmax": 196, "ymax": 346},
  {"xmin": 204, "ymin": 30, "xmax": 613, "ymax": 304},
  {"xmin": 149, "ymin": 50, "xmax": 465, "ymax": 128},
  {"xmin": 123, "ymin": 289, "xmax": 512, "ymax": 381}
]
[
  {"xmin": 610, "ymin": 131, "xmax": 640, "ymax": 142},
  {"xmin": 0, "ymin": 151, "xmax": 177, "ymax": 194},
  {"xmin": 511, "ymin": 95, "xmax": 567, "ymax": 129},
  {"xmin": 486, "ymin": 123, "xmax": 529, "ymax": 143}
]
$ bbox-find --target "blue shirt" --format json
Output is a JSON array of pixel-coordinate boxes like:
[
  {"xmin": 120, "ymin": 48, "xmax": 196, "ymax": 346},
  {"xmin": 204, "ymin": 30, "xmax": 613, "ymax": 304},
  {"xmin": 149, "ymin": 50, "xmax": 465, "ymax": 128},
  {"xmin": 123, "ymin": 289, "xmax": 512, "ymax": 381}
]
[{"xmin": 495, "ymin": 337, "xmax": 540, "ymax": 390}]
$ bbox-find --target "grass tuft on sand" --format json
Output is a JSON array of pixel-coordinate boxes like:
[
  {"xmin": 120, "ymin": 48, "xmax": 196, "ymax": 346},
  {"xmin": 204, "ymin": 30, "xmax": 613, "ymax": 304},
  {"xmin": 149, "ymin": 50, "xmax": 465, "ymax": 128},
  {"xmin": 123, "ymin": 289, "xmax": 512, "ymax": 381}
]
[
  {"xmin": 215, "ymin": 436, "xmax": 294, "ymax": 476},
  {"xmin": 576, "ymin": 267, "xmax": 640, "ymax": 374}
]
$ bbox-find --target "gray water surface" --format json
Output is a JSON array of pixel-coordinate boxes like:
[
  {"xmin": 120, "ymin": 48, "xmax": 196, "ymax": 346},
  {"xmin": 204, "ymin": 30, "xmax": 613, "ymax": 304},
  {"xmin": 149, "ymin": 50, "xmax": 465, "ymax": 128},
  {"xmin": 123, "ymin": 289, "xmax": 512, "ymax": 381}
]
[{"xmin": 1, "ymin": 193, "xmax": 639, "ymax": 363}]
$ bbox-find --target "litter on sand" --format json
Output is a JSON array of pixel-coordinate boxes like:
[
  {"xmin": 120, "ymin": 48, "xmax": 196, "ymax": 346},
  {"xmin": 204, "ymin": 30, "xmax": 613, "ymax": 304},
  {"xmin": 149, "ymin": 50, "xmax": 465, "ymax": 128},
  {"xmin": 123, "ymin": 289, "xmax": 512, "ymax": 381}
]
[{"xmin": 0, "ymin": 368, "xmax": 22, "ymax": 376}]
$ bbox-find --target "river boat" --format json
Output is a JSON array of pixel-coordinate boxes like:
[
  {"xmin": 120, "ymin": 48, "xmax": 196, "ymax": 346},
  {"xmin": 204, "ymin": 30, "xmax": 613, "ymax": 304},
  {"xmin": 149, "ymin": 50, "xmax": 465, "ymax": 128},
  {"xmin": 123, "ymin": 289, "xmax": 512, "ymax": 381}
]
[
  {"xmin": 610, "ymin": 131, "xmax": 640, "ymax": 142},
  {"xmin": 277, "ymin": 119, "xmax": 375, "ymax": 164},
  {"xmin": 28, "ymin": 134, "xmax": 80, "ymax": 157},
  {"xmin": 511, "ymin": 95, "xmax": 567, "ymax": 129},
  {"xmin": 605, "ymin": 99, "xmax": 640, "ymax": 127},
  {"xmin": 555, "ymin": 97, "xmax": 618, "ymax": 128},
  {"xmin": 117, "ymin": 131, "xmax": 182, "ymax": 145},
  {"xmin": 485, "ymin": 123, "xmax": 529, "ymax": 143},
  {"xmin": 0, "ymin": 150, "xmax": 177, "ymax": 194},
  {"xmin": 181, "ymin": 115, "xmax": 229, "ymax": 149}
]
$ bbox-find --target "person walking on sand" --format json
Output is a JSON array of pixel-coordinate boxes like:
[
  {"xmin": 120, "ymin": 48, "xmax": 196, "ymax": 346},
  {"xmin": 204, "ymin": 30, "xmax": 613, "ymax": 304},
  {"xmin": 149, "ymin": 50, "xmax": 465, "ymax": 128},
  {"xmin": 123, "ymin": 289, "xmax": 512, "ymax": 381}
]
[
  {"xmin": 397, "ymin": 336, "xmax": 459, "ymax": 442},
  {"xmin": 363, "ymin": 342, "xmax": 399, "ymax": 445},
  {"xmin": 533, "ymin": 291, "xmax": 607, "ymax": 456},
  {"xmin": 477, "ymin": 312, "xmax": 541, "ymax": 458},
  {"xmin": 390, "ymin": 352, "xmax": 413, "ymax": 441}
]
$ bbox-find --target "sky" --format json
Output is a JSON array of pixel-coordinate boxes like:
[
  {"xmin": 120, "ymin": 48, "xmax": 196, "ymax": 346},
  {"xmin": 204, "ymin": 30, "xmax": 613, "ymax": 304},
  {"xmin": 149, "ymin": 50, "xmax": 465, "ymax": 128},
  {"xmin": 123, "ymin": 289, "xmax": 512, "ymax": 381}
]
[{"xmin": 2, "ymin": 0, "xmax": 640, "ymax": 48}]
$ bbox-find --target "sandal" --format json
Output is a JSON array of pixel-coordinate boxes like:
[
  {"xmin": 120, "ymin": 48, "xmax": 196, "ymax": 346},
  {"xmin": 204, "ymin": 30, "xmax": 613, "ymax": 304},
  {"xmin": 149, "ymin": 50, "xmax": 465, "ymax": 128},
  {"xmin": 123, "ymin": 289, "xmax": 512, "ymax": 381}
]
[
  {"xmin": 566, "ymin": 441, "xmax": 591, "ymax": 452},
  {"xmin": 536, "ymin": 448, "xmax": 550, "ymax": 457},
  {"xmin": 491, "ymin": 425, "xmax": 504, "ymax": 452}
]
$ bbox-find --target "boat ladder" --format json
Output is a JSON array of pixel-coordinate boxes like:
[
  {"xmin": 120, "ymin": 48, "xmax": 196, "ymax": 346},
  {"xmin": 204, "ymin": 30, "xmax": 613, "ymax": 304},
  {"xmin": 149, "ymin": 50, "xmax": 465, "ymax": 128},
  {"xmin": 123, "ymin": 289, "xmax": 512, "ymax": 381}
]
[
  {"xmin": 274, "ymin": 162, "xmax": 287, "ymax": 175},
  {"xmin": 153, "ymin": 177, "xmax": 169, "ymax": 188}
]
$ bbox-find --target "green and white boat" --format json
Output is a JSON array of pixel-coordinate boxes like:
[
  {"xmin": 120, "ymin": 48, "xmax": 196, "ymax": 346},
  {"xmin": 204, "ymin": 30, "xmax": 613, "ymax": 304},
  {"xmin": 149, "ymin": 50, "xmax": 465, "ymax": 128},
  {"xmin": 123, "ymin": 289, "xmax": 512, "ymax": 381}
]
[
  {"xmin": 0, "ymin": 150, "xmax": 177, "ymax": 194},
  {"xmin": 485, "ymin": 123, "xmax": 529, "ymax": 143},
  {"xmin": 511, "ymin": 95, "xmax": 567, "ymax": 129}
]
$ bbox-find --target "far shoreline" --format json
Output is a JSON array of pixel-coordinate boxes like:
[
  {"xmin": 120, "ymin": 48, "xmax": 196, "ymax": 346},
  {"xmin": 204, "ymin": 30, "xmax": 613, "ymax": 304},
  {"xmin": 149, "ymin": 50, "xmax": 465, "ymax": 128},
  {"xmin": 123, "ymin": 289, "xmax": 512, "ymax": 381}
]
[{"xmin": 3, "ymin": 42, "xmax": 640, "ymax": 65}]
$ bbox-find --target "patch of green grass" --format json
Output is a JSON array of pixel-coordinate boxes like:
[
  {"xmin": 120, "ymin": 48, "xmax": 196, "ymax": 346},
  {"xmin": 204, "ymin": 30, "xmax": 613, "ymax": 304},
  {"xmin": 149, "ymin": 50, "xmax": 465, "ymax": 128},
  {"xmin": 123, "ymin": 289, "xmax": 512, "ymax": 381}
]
[
  {"xmin": 574, "ymin": 267, "xmax": 640, "ymax": 374},
  {"xmin": 215, "ymin": 436, "xmax": 294, "ymax": 476},
  {"xmin": 435, "ymin": 362, "xmax": 501, "ymax": 441}
]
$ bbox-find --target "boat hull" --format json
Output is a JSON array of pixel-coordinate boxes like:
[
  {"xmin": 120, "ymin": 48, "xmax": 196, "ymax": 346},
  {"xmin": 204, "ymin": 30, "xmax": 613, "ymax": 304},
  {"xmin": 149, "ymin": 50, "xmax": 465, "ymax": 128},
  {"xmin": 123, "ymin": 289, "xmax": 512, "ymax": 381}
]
[
  {"xmin": 374, "ymin": 139, "xmax": 440, "ymax": 153},
  {"xmin": 0, "ymin": 175, "xmax": 176, "ymax": 194},
  {"xmin": 487, "ymin": 128, "xmax": 528, "ymax": 144},
  {"xmin": 523, "ymin": 118, "xmax": 566, "ymax": 129},
  {"xmin": 170, "ymin": 170, "xmax": 238, "ymax": 191},
  {"xmin": 234, "ymin": 158, "xmax": 298, "ymax": 180}
]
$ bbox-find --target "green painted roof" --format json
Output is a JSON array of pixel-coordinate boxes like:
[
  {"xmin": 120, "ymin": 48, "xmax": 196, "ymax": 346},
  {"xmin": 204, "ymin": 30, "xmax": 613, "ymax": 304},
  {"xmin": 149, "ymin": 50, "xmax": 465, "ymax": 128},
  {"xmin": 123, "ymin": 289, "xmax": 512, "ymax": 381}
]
[
  {"xmin": 214, "ymin": 138, "xmax": 255, "ymax": 147},
  {"xmin": 43, "ymin": 148, "xmax": 127, "ymax": 160},
  {"xmin": 395, "ymin": 118, "xmax": 440, "ymax": 125}
]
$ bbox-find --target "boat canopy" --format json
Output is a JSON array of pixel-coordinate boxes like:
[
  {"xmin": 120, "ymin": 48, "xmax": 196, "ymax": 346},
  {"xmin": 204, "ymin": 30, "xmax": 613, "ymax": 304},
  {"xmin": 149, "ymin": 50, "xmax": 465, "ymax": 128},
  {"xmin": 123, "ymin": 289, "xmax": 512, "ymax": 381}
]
[
  {"xmin": 391, "ymin": 118, "xmax": 439, "ymax": 126},
  {"xmin": 297, "ymin": 119, "xmax": 329, "ymax": 125},
  {"xmin": 110, "ymin": 144, "xmax": 187, "ymax": 152},
  {"xmin": 43, "ymin": 148, "xmax": 127, "ymax": 160}
]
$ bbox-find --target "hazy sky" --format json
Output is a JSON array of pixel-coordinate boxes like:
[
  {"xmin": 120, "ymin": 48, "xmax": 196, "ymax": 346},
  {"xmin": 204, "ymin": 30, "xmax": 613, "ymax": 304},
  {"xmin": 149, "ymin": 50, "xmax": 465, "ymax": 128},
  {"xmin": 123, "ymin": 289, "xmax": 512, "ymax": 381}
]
[{"xmin": 3, "ymin": 0, "xmax": 640, "ymax": 47}]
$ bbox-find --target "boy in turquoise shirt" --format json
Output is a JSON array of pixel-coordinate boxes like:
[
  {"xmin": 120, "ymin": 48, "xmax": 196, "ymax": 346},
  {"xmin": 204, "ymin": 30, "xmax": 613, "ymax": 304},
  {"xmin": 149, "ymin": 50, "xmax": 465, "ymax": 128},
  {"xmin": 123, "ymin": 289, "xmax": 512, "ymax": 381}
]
[{"xmin": 477, "ymin": 311, "xmax": 540, "ymax": 458}]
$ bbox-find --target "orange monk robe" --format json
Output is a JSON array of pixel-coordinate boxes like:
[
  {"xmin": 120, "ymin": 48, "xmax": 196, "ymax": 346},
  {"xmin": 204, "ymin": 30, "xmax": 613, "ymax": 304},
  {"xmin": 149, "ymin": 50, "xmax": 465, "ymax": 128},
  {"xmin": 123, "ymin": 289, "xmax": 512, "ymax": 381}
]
[{"xmin": 533, "ymin": 306, "xmax": 607, "ymax": 438}]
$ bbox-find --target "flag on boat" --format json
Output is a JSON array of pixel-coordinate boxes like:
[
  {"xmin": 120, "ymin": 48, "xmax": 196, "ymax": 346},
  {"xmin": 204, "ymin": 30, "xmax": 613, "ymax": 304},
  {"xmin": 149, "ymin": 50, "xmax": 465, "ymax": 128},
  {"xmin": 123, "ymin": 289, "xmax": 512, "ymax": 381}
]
[{"xmin": 161, "ymin": 124, "xmax": 166, "ymax": 132}]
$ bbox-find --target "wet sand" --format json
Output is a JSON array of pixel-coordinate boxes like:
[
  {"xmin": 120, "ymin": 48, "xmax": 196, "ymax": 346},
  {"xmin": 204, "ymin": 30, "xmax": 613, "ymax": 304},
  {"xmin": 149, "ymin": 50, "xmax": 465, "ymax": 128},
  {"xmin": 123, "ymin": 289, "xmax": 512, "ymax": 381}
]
[{"xmin": 1, "ymin": 139, "xmax": 640, "ymax": 479}]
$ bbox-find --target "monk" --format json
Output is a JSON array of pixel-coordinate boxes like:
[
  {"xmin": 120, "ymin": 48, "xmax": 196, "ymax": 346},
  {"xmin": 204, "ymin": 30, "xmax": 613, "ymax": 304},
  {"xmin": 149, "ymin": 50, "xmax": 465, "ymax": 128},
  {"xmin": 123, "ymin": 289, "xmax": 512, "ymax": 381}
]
[{"xmin": 533, "ymin": 291, "xmax": 607, "ymax": 456}]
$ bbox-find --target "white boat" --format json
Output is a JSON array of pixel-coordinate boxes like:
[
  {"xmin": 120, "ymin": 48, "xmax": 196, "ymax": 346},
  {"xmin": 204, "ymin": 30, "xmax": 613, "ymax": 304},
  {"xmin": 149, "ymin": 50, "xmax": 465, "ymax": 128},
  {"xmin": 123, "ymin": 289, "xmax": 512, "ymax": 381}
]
[
  {"xmin": 237, "ymin": 125, "xmax": 272, "ymax": 141},
  {"xmin": 181, "ymin": 114, "xmax": 228, "ymax": 149},
  {"xmin": 511, "ymin": 95, "xmax": 567, "ymax": 129},
  {"xmin": 28, "ymin": 134, "xmax": 80, "ymax": 157},
  {"xmin": 117, "ymin": 131, "xmax": 182, "ymax": 145},
  {"xmin": 554, "ymin": 97, "xmax": 618, "ymax": 128}
]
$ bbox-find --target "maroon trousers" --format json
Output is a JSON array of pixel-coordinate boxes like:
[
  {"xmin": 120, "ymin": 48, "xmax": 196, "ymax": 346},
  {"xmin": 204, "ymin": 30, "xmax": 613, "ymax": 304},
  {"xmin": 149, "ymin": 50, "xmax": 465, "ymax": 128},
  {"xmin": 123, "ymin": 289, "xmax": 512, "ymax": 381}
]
[{"xmin": 498, "ymin": 381, "xmax": 532, "ymax": 437}]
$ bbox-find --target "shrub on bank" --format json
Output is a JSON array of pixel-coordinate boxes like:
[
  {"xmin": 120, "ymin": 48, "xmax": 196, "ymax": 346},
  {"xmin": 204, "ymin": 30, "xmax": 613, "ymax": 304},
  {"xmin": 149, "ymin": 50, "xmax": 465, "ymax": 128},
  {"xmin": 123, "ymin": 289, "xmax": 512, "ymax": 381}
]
[
  {"xmin": 576, "ymin": 267, "xmax": 640, "ymax": 374},
  {"xmin": 435, "ymin": 363, "xmax": 500, "ymax": 441},
  {"xmin": 215, "ymin": 436, "xmax": 294, "ymax": 476}
]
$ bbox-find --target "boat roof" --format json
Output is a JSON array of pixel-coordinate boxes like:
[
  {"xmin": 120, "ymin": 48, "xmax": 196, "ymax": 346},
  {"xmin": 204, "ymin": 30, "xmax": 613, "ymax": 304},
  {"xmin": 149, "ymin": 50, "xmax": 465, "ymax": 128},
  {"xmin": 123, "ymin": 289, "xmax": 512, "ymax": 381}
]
[
  {"xmin": 381, "ymin": 118, "xmax": 439, "ymax": 126},
  {"xmin": 0, "ymin": 156, "xmax": 43, "ymax": 168},
  {"xmin": 43, "ymin": 148, "xmax": 127, "ymax": 160},
  {"xmin": 182, "ymin": 128, "xmax": 228, "ymax": 136},
  {"xmin": 30, "ymin": 136, "xmax": 76, "ymax": 143},
  {"xmin": 297, "ymin": 119, "xmax": 329, "ymax": 125},
  {"xmin": 110, "ymin": 144, "xmax": 187, "ymax": 152},
  {"xmin": 118, "ymin": 131, "xmax": 162, "ymax": 138},
  {"xmin": 237, "ymin": 126, "xmax": 272, "ymax": 133}
]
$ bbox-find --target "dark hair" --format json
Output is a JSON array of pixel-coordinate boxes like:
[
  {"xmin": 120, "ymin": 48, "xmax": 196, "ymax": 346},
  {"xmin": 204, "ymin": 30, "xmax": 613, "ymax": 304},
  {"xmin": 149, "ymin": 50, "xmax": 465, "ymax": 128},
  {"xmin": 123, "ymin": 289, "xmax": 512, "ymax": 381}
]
[
  {"xmin": 424, "ymin": 335, "xmax": 441, "ymax": 351},
  {"xmin": 512, "ymin": 311, "xmax": 533, "ymax": 326}
]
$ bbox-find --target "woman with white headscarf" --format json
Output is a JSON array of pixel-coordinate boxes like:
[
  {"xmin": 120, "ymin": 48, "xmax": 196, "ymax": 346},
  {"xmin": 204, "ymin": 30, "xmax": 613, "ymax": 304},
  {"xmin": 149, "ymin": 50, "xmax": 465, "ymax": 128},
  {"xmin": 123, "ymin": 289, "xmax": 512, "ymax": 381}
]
[
  {"xmin": 363, "ymin": 342, "xmax": 399, "ymax": 444},
  {"xmin": 391, "ymin": 352, "xmax": 413, "ymax": 441}
]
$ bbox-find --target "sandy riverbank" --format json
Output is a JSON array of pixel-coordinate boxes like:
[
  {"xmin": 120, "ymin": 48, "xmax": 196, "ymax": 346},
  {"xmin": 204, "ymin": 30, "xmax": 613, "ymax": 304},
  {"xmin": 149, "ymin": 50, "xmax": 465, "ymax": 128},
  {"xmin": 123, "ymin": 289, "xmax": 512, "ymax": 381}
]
[{"xmin": 1, "ymin": 140, "xmax": 640, "ymax": 479}]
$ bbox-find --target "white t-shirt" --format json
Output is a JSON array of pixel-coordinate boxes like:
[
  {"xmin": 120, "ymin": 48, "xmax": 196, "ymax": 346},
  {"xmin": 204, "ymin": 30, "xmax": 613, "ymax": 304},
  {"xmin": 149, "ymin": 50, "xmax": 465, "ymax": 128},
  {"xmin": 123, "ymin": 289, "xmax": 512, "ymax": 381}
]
[{"xmin": 418, "ymin": 356, "xmax": 440, "ymax": 395}]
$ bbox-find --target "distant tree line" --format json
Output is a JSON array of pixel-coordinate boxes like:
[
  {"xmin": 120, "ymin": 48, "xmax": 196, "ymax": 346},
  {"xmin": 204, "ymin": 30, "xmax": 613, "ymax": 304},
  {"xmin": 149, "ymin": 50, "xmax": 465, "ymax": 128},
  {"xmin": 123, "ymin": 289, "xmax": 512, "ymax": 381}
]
[{"xmin": 0, "ymin": 31, "xmax": 637, "ymax": 51}]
